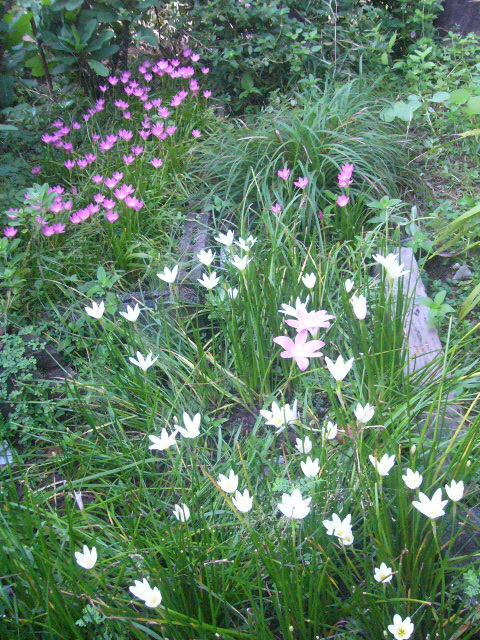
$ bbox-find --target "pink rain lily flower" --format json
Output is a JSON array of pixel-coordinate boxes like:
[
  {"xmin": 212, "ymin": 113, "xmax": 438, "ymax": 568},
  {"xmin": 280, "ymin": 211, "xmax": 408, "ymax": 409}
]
[
  {"xmin": 114, "ymin": 184, "xmax": 135, "ymax": 200},
  {"xmin": 337, "ymin": 195, "xmax": 349, "ymax": 207},
  {"xmin": 285, "ymin": 309, "xmax": 335, "ymax": 337},
  {"xmin": 294, "ymin": 176, "xmax": 309, "ymax": 189},
  {"xmin": 277, "ymin": 167, "xmax": 291, "ymax": 181},
  {"xmin": 191, "ymin": 129, "xmax": 201, "ymax": 138},
  {"xmin": 150, "ymin": 158, "xmax": 163, "ymax": 168},
  {"xmin": 4, "ymin": 227, "xmax": 17, "ymax": 238},
  {"xmin": 273, "ymin": 330, "xmax": 325, "ymax": 371}
]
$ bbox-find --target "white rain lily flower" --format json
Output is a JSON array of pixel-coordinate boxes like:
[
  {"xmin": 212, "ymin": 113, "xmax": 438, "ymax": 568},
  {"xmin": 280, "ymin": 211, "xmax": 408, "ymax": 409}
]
[
  {"xmin": 374, "ymin": 253, "xmax": 409, "ymax": 281},
  {"xmin": 300, "ymin": 456, "xmax": 320, "ymax": 478},
  {"xmin": 325, "ymin": 355, "xmax": 354, "ymax": 382},
  {"xmin": 345, "ymin": 279, "xmax": 354, "ymax": 293},
  {"xmin": 198, "ymin": 271, "xmax": 220, "ymax": 289},
  {"xmin": 74, "ymin": 545, "xmax": 97, "ymax": 570},
  {"xmin": 445, "ymin": 479, "xmax": 464, "ymax": 502},
  {"xmin": 235, "ymin": 235, "xmax": 256, "ymax": 251},
  {"xmin": 119, "ymin": 303, "xmax": 140, "ymax": 322},
  {"xmin": 177, "ymin": 412, "xmax": 201, "ymax": 439},
  {"xmin": 227, "ymin": 287, "xmax": 238, "ymax": 300},
  {"xmin": 369, "ymin": 453, "xmax": 396, "ymax": 477},
  {"xmin": 129, "ymin": 578, "xmax": 162, "ymax": 608},
  {"xmin": 197, "ymin": 249, "xmax": 215, "ymax": 266},
  {"xmin": 217, "ymin": 470, "xmax": 239, "ymax": 494},
  {"xmin": 232, "ymin": 489, "xmax": 253, "ymax": 513},
  {"xmin": 350, "ymin": 293, "xmax": 367, "ymax": 320},
  {"xmin": 339, "ymin": 530, "xmax": 354, "ymax": 546},
  {"xmin": 173, "ymin": 503, "xmax": 190, "ymax": 522},
  {"xmin": 388, "ymin": 614, "xmax": 414, "ymax": 640},
  {"xmin": 230, "ymin": 255, "xmax": 251, "ymax": 271},
  {"xmin": 278, "ymin": 489, "xmax": 311, "ymax": 519},
  {"xmin": 148, "ymin": 428, "xmax": 177, "ymax": 451},
  {"xmin": 260, "ymin": 400, "xmax": 298, "ymax": 432},
  {"xmin": 85, "ymin": 300, "xmax": 105, "ymax": 319},
  {"xmin": 322, "ymin": 421, "xmax": 338, "ymax": 440},
  {"xmin": 157, "ymin": 264, "xmax": 179, "ymax": 284},
  {"xmin": 402, "ymin": 468, "xmax": 423, "ymax": 490},
  {"xmin": 129, "ymin": 351, "xmax": 158, "ymax": 371},
  {"xmin": 354, "ymin": 402, "xmax": 375, "ymax": 425},
  {"xmin": 322, "ymin": 513, "xmax": 352, "ymax": 538},
  {"xmin": 412, "ymin": 488, "xmax": 448, "ymax": 519},
  {"xmin": 374, "ymin": 562, "xmax": 393, "ymax": 583},
  {"xmin": 301, "ymin": 273, "xmax": 316, "ymax": 289},
  {"xmin": 295, "ymin": 436, "xmax": 312, "ymax": 454},
  {"xmin": 215, "ymin": 229, "xmax": 235, "ymax": 247}
]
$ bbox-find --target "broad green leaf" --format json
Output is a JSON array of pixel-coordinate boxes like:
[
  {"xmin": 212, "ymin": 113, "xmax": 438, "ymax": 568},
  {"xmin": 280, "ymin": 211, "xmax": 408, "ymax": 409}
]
[
  {"xmin": 449, "ymin": 88, "xmax": 471, "ymax": 106},
  {"xmin": 465, "ymin": 96, "xmax": 480, "ymax": 116},
  {"xmin": 0, "ymin": 124, "xmax": 19, "ymax": 131},
  {"xmin": 430, "ymin": 91, "xmax": 450, "ymax": 103},
  {"xmin": 87, "ymin": 59, "xmax": 109, "ymax": 76}
]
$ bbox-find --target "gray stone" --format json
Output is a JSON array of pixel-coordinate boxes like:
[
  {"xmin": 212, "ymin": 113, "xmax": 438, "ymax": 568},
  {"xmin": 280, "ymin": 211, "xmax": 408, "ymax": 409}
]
[{"xmin": 452, "ymin": 264, "xmax": 473, "ymax": 282}]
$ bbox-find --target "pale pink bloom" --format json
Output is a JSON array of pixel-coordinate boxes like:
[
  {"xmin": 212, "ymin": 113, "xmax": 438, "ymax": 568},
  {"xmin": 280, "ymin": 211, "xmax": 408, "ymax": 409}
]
[
  {"xmin": 191, "ymin": 53, "xmax": 200, "ymax": 62},
  {"xmin": 105, "ymin": 211, "xmax": 119, "ymax": 223},
  {"xmin": 131, "ymin": 146, "xmax": 143, "ymax": 156},
  {"xmin": 104, "ymin": 177, "xmax": 119, "ymax": 189},
  {"xmin": 41, "ymin": 225, "xmax": 55, "ymax": 237},
  {"xmin": 139, "ymin": 130, "xmax": 151, "ymax": 141},
  {"xmin": 273, "ymin": 330, "xmax": 325, "ymax": 371},
  {"xmin": 190, "ymin": 79, "xmax": 199, "ymax": 92},
  {"xmin": 3, "ymin": 227, "xmax": 17, "ymax": 238},
  {"xmin": 102, "ymin": 199, "xmax": 116, "ymax": 211},
  {"xmin": 52, "ymin": 223, "xmax": 65, "ymax": 234},
  {"xmin": 114, "ymin": 184, "xmax": 135, "ymax": 200},
  {"xmin": 64, "ymin": 160, "xmax": 75, "ymax": 170},
  {"xmin": 124, "ymin": 196, "xmax": 144, "ymax": 211},
  {"xmin": 98, "ymin": 84, "xmax": 107, "ymax": 92},
  {"xmin": 294, "ymin": 176, "xmax": 309, "ymax": 189},
  {"xmin": 92, "ymin": 175, "xmax": 104, "ymax": 185},
  {"xmin": 72, "ymin": 121, "xmax": 81, "ymax": 130},
  {"xmin": 271, "ymin": 203, "xmax": 282, "ymax": 215},
  {"xmin": 31, "ymin": 166, "xmax": 41, "ymax": 175},
  {"xmin": 158, "ymin": 107, "xmax": 170, "ymax": 118},
  {"xmin": 108, "ymin": 75, "xmax": 118, "ymax": 85},
  {"xmin": 340, "ymin": 163, "xmax": 354, "ymax": 178},
  {"xmin": 123, "ymin": 111, "xmax": 132, "ymax": 120},
  {"xmin": 150, "ymin": 158, "xmax": 163, "ymax": 169},
  {"xmin": 118, "ymin": 129, "xmax": 133, "ymax": 141},
  {"xmin": 77, "ymin": 158, "xmax": 88, "ymax": 169},
  {"xmin": 123, "ymin": 155, "xmax": 135, "ymax": 165},
  {"xmin": 201, "ymin": 67, "xmax": 209, "ymax": 74},
  {"xmin": 285, "ymin": 309, "xmax": 335, "ymax": 337},
  {"xmin": 337, "ymin": 195, "xmax": 349, "ymax": 207},
  {"xmin": 277, "ymin": 167, "xmax": 291, "ymax": 181},
  {"xmin": 203, "ymin": 90, "xmax": 212, "ymax": 99},
  {"xmin": 192, "ymin": 129, "xmax": 201, "ymax": 138}
]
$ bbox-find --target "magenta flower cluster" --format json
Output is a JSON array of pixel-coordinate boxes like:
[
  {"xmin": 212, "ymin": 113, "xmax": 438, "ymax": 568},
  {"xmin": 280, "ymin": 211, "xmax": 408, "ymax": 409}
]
[{"xmin": 3, "ymin": 50, "xmax": 211, "ymax": 240}]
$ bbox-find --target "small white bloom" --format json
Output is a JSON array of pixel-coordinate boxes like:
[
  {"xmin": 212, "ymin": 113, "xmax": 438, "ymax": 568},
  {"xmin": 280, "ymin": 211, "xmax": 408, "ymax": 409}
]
[
  {"xmin": 215, "ymin": 229, "xmax": 235, "ymax": 247},
  {"xmin": 445, "ymin": 479, "xmax": 464, "ymax": 502},
  {"xmin": 119, "ymin": 302, "xmax": 140, "ymax": 322},
  {"xmin": 227, "ymin": 287, "xmax": 238, "ymax": 300},
  {"xmin": 157, "ymin": 264, "xmax": 179, "ymax": 283},
  {"xmin": 235, "ymin": 235, "xmax": 256, "ymax": 251},
  {"xmin": 388, "ymin": 614, "xmax": 414, "ymax": 640},
  {"xmin": 354, "ymin": 402, "xmax": 375, "ymax": 424},
  {"xmin": 129, "ymin": 351, "xmax": 158, "ymax": 371},
  {"xmin": 198, "ymin": 271, "xmax": 220, "ymax": 289},
  {"xmin": 374, "ymin": 562, "xmax": 393, "ymax": 583},
  {"xmin": 369, "ymin": 453, "xmax": 396, "ymax": 477},
  {"xmin": 232, "ymin": 488, "xmax": 253, "ymax": 513},
  {"xmin": 260, "ymin": 400, "xmax": 298, "ymax": 432},
  {"xmin": 197, "ymin": 249, "xmax": 215, "ymax": 266},
  {"xmin": 350, "ymin": 293, "xmax": 367, "ymax": 320},
  {"xmin": 277, "ymin": 489, "xmax": 311, "ymax": 519},
  {"xmin": 300, "ymin": 456, "xmax": 320, "ymax": 478},
  {"xmin": 339, "ymin": 530, "xmax": 354, "ymax": 546},
  {"xmin": 173, "ymin": 503, "xmax": 190, "ymax": 522},
  {"xmin": 148, "ymin": 428, "xmax": 177, "ymax": 451},
  {"xmin": 402, "ymin": 468, "xmax": 423, "ymax": 490},
  {"xmin": 217, "ymin": 470, "xmax": 239, "ymax": 494},
  {"xmin": 301, "ymin": 273, "xmax": 316, "ymax": 289},
  {"xmin": 177, "ymin": 412, "xmax": 201, "ymax": 439},
  {"xmin": 412, "ymin": 488, "xmax": 448, "ymax": 519},
  {"xmin": 129, "ymin": 578, "xmax": 162, "ymax": 608},
  {"xmin": 74, "ymin": 545, "xmax": 97, "ymax": 570},
  {"xmin": 374, "ymin": 253, "xmax": 409, "ymax": 281},
  {"xmin": 345, "ymin": 279, "xmax": 354, "ymax": 293},
  {"xmin": 322, "ymin": 421, "xmax": 337, "ymax": 440},
  {"xmin": 230, "ymin": 255, "xmax": 251, "ymax": 271},
  {"xmin": 295, "ymin": 436, "xmax": 312, "ymax": 454},
  {"xmin": 85, "ymin": 300, "xmax": 105, "ymax": 319},
  {"xmin": 323, "ymin": 513, "xmax": 352, "ymax": 541},
  {"xmin": 325, "ymin": 355, "xmax": 354, "ymax": 382}
]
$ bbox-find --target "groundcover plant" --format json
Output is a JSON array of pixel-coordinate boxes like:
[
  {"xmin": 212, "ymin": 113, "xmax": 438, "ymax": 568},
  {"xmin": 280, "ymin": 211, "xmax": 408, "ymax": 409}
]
[{"xmin": 1, "ymin": 8, "xmax": 480, "ymax": 640}]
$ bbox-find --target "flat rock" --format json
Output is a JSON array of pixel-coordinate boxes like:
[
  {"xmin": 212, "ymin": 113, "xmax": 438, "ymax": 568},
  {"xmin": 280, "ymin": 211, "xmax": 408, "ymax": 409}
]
[{"xmin": 452, "ymin": 264, "xmax": 473, "ymax": 281}]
